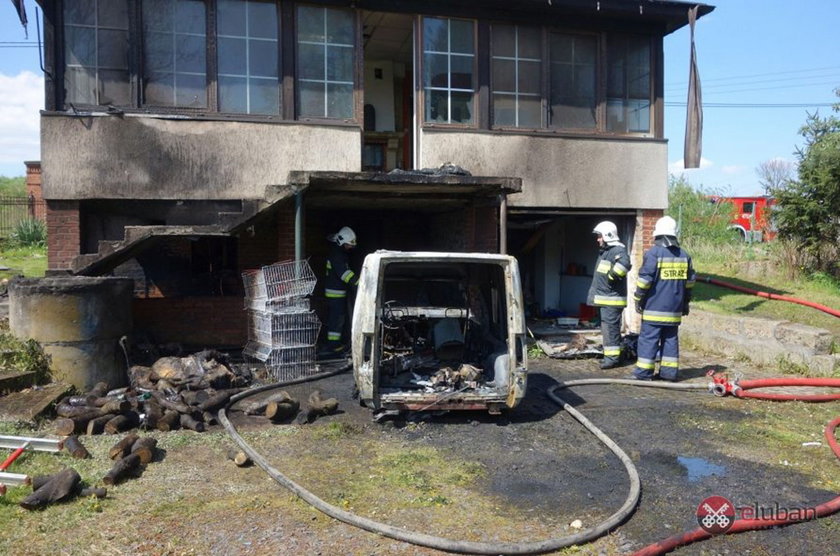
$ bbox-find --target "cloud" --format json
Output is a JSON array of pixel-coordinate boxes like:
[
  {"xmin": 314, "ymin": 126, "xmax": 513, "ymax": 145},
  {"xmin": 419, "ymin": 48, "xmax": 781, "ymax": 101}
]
[
  {"xmin": 721, "ymin": 165, "xmax": 746, "ymax": 175},
  {"xmin": 668, "ymin": 157, "xmax": 713, "ymax": 173},
  {"xmin": 0, "ymin": 71, "xmax": 43, "ymax": 172}
]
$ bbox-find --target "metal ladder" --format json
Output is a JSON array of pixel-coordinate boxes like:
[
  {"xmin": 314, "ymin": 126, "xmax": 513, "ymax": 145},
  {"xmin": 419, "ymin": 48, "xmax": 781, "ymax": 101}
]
[{"xmin": 0, "ymin": 435, "xmax": 64, "ymax": 495}]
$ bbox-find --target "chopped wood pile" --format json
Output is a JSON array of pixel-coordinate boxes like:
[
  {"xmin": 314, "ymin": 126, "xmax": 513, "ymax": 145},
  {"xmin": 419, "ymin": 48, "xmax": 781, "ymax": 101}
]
[{"xmin": 54, "ymin": 350, "xmax": 253, "ymax": 436}]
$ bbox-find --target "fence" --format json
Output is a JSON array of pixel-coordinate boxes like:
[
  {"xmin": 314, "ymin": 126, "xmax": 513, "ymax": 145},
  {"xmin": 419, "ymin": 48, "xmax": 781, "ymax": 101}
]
[{"xmin": 0, "ymin": 195, "xmax": 46, "ymax": 237}]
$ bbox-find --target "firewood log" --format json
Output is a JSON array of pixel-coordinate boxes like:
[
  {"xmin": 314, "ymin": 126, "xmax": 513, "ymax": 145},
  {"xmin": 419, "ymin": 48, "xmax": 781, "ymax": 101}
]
[
  {"xmin": 88, "ymin": 382, "xmax": 110, "ymax": 397},
  {"xmin": 79, "ymin": 487, "xmax": 107, "ymax": 498},
  {"xmin": 241, "ymin": 391, "xmax": 294, "ymax": 415},
  {"xmin": 197, "ymin": 390, "xmax": 236, "ymax": 412},
  {"xmin": 202, "ymin": 411, "xmax": 218, "ymax": 426},
  {"xmin": 104, "ymin": 411, "xmax": 140, "ymax": 434},
  {"xmin": 108, "ymin": 433, "xmax": 140, "ymax": 460},
  {"xmin": 226, "ymin": 447, "xmax": 251, "ymax": 467},
  {"xmin": 150, "ymin": 391, "xmax": 191, "ymax": 414},
  {"xmin": 31, "ymin": 473, "xmax": 60, "ymax": 491},
  {"xmin": 86, "ymin": 415, "xmax": 114, "ymax": 435},
  {"xmin": 19, "ymin": 468, "xmax": 81, "ymax": 510},
  {"xmin": 103, "ymin": 453, "xmax": 141, "ymax": 485},
  {"xmin": 129, "ymin": 365, "xmax": 155, "ymax": 390},
  {"xmin": 54, "ymin": 413, "xmax": 98, "ymax": 436},
  {"xmin": 63, "ymin": 435, "xmax": 90, "ymax": 459},
  {"xmin": 296, "ymin": 391, "xmax": 339, "ymax": 424},
  {"xmin": 66, "ymin": 394, "xmax": 98, "ymax": 407},
  {"xmin": 180, "ymin": 389, "xmax": 209, "ymax": 406},
  {"xmin": 143, "ymin": 399, "xmax": 163, "ymax": 430},
  {"xmin": 130, "ymin": 437, "xmax": 158, "ymax": 464},
  {"xmin": 179, "ymin": 413, "xmax": 206, "ymax": 432},
  {"xmin": 157, "ymin": 410, "xmax": 181, "ymax": 431},
  {"xmin": 98, "ymin": 399, "xmax": 131, "ymax": 416},
  {"xmin": 265, "ymin": 399, "xmax": 300, "ymax": 422},
  {"xmin": 56, "ymin": 403, "xmax": 100, "ymax": 419}
]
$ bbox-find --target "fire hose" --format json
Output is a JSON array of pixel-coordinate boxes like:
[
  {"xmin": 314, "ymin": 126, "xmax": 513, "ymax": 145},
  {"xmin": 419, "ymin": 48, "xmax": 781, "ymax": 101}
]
[
  {"xmin": 220, "ymin": 369, "xmax": 840, "ymax": 555},
  {"xmin": 699, "ymin": 275, "xmax": 840, "ymax": 318}
]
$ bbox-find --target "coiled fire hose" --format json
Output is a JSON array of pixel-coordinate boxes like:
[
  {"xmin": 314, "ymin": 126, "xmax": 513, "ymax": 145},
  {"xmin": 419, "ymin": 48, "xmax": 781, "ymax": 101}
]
[
  {"xmin": 699, "ymin": 275, "xmax": 840, "ymax": 318},
  {"xmin": 220, "ymin": 370, "xmax": 840, "ymax": 555}
]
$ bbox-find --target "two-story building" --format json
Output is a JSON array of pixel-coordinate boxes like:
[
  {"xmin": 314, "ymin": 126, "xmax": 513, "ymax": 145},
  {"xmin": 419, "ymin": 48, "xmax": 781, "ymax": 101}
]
[{"xmin": 30, "ymin": 0, "xmax": 713, "ymax": 347}]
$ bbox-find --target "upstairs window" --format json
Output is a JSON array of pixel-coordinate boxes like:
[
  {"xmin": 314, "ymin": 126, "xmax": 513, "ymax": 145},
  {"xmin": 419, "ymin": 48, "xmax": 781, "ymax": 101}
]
[
  {"xmin": 217, "ymin": 0, "xmax": 280, "ymax": 114},
  {"xmin": 491, "ymin": 25, "xmax": 541, "ymax": 128},
  {"xmin": 142, "ymin": 0, "xmax": 208, "ymax": 108},
  {"xmin": 296, "ymin": 5, "xmax": 355, "ymax": 119},
  {"xmin": 64, "ymin": 0, "xmax": 130, "ymax": 106},
  {"xmin": 423, "ymin": 17, "xmax": 475, "ymax": 125},
  {"xmin": 607, "ymin": 34, "xmax": 651, "ymax": 133},
  {"xmin": 549, "ymin": 32, "xmax": 597, "ymax": 130}
]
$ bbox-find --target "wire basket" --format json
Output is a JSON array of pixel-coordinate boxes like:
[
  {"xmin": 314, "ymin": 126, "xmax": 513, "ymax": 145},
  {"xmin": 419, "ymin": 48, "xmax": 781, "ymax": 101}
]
[
  {"xmin": 247, "ymin": 310, "xmax": 321, "ymax": 348},
  {"xmin": 263, "ymin": 259, "xmax": 317, "ymax": 300},
  {"xmin": 266, "ymin": 346, "xmax": 320, "ymax": 381}
]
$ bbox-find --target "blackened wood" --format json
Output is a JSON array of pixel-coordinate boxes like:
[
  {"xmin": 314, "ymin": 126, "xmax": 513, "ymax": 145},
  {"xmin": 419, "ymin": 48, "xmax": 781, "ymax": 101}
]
[
  {"xmin": 179, "ymin": 413, "xmax": 206, "ymax": 432},
  {"xmin": 54, "ymin": 414, "xmax": 97, "ymax": 436},
  {"xmin": 86, "ymin": 415, "xmax": 114, "ymax": 436},
  {"xmin": 150, "ymin": 391, "xmax": 191, "ymax": 414},
  {"xmin": 129, "ymin": 365, "xmax": 155, "ymax": 390},
  {"xmin": 67, "ymin": 395, "xmax": 98, "ymax": 407},
  {"xmin": 157, "ymin": 410, "xmax": 181, "ymax": 432},
  {"xmin": 19, "ymin": 467, "xmax": 81, "ymax": 510},
  {"xmin": 79, "ymin": 487, "xmax": 107, "ymax": 498},
  {"xmin": 104, "ymin": 411, "xmax": 140, "ymax": 435},
  {"xmin": 180, "ymin": 389, "xmax": 209, "ymax": 406},
  {"xmin": 242, "ymin": 391, "xmax": 293, "ymax": 415},
  {"xmin": 63, "ymin": 435, "xmax": 90, "ymax": 459},
  {"xmin": 143, "ymin": 399, "xmax": 163, "ymax": 430},
  {"xmin": 31, "ymin": 472, "xmax": 60, "ymax": 491},
  {"xmin": 197, "ymin": 390, "xmax": 235, "ymax": 412},
  {"xmin": 98, "ymin": 399, "xmax": 131, "ymax": 415},
  {"xmin": 226, "ymin": 447, "xmax": 251, "ymax": 467},
  {"xmin": 265, "ymin": 399, "xmax": 300, "ymax": 422},
  {"xmin": 108, "ymin": 433, "xmax": 140, "ymax": 460},
  {"xmin": 103, "ymin": 453, "xmax": 141, "ymax": 485},
  {"xmin": 88, "ymin": 382, "xmax": 109, "ymax": 397},
  {"xmin": 56, "ymin": 403, "xmax": 100, "ymax": 419},
  {"xmin": 202, "ymin": 411, "xmax": 218, "ymax": 426},
  {"xmin": 130, "ymin": 437, "xmax": 158, "ymax": 464}
]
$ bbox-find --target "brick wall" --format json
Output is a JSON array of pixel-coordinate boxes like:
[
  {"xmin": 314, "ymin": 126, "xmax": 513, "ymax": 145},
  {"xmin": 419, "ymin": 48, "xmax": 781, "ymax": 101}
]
[
  {"xmin": 25, "ymin": 161, "xmax": 46, "ymax": 221},
  {"xmin": 133, "ymin": 296, "xmax": 247, "ymax": 348},
  {"xmin": 46, "ymin": 200, "xmax": 81, "ymax": 270}
]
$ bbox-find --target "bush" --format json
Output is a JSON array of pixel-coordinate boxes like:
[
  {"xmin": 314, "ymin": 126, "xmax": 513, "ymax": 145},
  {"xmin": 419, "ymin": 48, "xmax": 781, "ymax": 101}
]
[
  {"xmin": 10, "ymin": 218, "xmax": 46, "ymax": 247},
  {"xmin": 667, "ymin": 175, "xmax": 739, "ymax": 244}
]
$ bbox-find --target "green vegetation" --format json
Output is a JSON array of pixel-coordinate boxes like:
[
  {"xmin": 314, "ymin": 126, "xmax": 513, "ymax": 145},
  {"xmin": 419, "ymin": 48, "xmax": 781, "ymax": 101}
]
[
  {"xmin": 771, "ymin": 90, "xmax": 840, "ymax": 278},
  {"xmin": 10, "ymin": 218, "xmax": 46, "ymax": 247},
  {"xmin": 0, "ymin": 243, "xmax": 47, "ymax": 278},
  {"xmin": 0, "ymin": 175, "xmax": 25, "ymax": 196},
  {"xmin": 667, "ymin": 175, "xmax": 739, "ymax": 244},
  {"xmin": 0, "ymin": 319, "xmax": 52, "ymax": 384}
]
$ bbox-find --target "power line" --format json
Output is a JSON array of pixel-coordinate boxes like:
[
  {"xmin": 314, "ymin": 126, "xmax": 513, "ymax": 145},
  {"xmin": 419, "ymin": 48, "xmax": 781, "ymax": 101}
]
[
  {"xmin": 667, "ymin": 65, "xmax": 840, "ymax": 87},
  {"xmin": 666, "ymin": 72, "xmax": 840, "ymax": 93},
  {"xmin": 665, "ymin": 102, "xmax": 834, "ymax": 108}
]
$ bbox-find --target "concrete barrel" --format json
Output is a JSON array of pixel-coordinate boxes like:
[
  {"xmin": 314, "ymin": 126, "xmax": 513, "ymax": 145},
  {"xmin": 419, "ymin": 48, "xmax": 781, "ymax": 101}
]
[{"xmin": 8, "ymin": 277, "xmax": 134, "ymax": 391}]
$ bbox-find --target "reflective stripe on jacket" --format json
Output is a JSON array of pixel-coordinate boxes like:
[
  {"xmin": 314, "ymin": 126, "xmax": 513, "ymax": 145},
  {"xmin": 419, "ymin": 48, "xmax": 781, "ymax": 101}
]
[
  {"xmin": 325, "ymin": 243, "xmax": 357, "ymax": 298},
  {"xmin": 633, "ymin": 241, "xmax": 695, "ymax": 325},
  {"xmin": 586, "ymin": 242, "xmax": 631, "ymax": 307}
]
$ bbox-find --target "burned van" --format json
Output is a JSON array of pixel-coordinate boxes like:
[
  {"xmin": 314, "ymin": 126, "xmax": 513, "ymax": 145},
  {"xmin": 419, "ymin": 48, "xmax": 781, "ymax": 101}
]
[{"xmin": 351, "ymin": 251, "xmax": 527, "ymax": 414}]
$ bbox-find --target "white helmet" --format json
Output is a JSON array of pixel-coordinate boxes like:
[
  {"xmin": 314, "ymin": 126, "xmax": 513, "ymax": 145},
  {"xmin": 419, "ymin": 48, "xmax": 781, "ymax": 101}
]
[
  {"xmin": 653, "ymin": 216, "xmax": 678, "ymax": 237},
  {"xmin": 335, "ymin": 226, "xmax": 357, "ymax": 247},
  {"xmin": 592, "ymin": 221, "xmax": 620, "ymax": 243}
]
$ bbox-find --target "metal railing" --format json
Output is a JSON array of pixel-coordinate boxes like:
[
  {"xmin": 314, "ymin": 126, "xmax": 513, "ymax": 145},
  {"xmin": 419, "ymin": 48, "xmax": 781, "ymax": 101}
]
[{"xmin": 0, "ymin": 195, "xmax": 46, "ymax": 237}]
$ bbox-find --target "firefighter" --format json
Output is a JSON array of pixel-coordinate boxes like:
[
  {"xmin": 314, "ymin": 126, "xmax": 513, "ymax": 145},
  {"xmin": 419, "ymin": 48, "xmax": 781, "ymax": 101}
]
[
  {"xmin": 587, "ymin": 221, "xmax": 632, "ymax": 369},
  {"xmin": 322, "ymin": 226, "xmax": 358, "ymax": 356},
  {"xmin": 632, "ymin": 216, "xmax": 696, "ymax": 381}
]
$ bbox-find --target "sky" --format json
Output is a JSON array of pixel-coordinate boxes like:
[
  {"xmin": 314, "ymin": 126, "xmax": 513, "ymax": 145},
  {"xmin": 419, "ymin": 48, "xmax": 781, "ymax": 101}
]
[{"xmin": 0, "ymin": 0, "xmax": 839, "ymax": 196}]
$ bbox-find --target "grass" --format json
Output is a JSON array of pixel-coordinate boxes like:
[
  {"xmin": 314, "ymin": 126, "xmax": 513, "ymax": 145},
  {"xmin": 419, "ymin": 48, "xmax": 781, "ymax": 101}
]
[
  {"xmin": 685, "ymin": 238, "xmax": 840, "ymax": 341},
  {"xmin": 0, "ymin": 243, "xmax": 47, "ymax": 279}
]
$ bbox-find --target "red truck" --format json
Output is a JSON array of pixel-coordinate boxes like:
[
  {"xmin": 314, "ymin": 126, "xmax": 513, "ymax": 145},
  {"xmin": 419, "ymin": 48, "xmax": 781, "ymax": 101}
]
[{"xmin": 709, "ymin": 196, "xmax": 777, "ymax": 242}]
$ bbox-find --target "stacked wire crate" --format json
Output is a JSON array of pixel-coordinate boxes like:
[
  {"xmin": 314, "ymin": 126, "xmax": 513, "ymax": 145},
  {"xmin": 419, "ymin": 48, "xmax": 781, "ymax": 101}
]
[{"xmin": 242, "ymin": 259, "xmax": 321, "ymax": 381}]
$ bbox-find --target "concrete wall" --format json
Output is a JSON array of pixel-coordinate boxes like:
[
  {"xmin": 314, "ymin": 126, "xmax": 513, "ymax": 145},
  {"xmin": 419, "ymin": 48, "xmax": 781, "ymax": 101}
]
[
  {"xmin": 420, "ymin": 130, "xmax": 668, "ymax": 209},
  {"xmin": 41, "ymin": 116, "xmax": 362, "ymax": 200},
  {"xmin": 364, "ymin": 60, "xmax": 396, "ymax": 132}
]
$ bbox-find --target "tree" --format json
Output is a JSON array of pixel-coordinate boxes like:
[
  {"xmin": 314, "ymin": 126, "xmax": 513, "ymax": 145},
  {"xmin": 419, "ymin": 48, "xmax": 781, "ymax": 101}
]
[
  {"xmin": 756, "ymin": 158, "xmax": 794, "ymax": 195},
  {"xmin": 667, "ymin": 175, "xmax": 734, "ymax": 243},
  {"xmin": 771, "ymin": 90, "xmax": 840, "ymax": 276}
]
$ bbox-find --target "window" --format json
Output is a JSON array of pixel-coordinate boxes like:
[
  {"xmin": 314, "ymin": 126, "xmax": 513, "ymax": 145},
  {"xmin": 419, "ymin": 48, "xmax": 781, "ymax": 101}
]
[
  {"xmin": 423, "ymin": 17, "xmax": 475, "ymax": 124},
  {"xmin": 217, "ymin": 0, "xmax": 280, "ymax": 115},
  {"xmin": 742, "ymin": 202, "xmax": 755, "ymax": 214},
  {"xmin": 142, "ymin": 0, "xmax": 207, "ymax": 108},
  {"xmin": 64, "ymin": 0, "xmax": 130, "ymax": 106},
  {"xmin": 607, "ymin": 34, "xmax": 651, "ymax": 133},
  {"xmin": 549, "ymin": 32, "xmax": 597, "ymax": 130},
  {"xmin": 491, "ymin": 25, "xmax": 541, "ymax": 128},
  {"xmin": 296, "ymin": 5, "xmax": 355, "ymax": 119}
]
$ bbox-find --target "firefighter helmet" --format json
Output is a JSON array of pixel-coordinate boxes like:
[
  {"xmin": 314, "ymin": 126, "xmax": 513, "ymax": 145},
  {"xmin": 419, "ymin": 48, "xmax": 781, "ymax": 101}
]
[
  {"xmin": 653, "ymin": 216, "xmax": 678, "ymax": 237},
  {"xmin": 335, "ymin": 226, "xmax": 357, "ymax": 247},
  {"xmin": 592, "ymin": 221, "xmax": 620, "ymax": 243}
]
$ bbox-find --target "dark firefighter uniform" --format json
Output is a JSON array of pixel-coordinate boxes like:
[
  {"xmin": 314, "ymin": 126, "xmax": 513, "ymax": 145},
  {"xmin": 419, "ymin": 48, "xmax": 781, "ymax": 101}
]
[
  {"xmin": 587, "ymin": 243, "xmax": 631, "ymax": 365},
  {"xmin": 632, "ymin": 238, "xmax": 696, "ymax": 380},
  {"xmin": 324, "ymin": 242, "xmax": 358, "ymax": 353}
]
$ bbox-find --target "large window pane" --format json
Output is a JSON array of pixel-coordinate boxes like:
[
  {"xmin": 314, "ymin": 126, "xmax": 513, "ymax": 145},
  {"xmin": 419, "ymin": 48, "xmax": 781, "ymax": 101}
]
[
  {"xmin": 217, "ymin": 0, "xmax": 280, "ymax": 114},
  {"xmin": 64, "ymin": 0, "xmax": 130, "ymax": 106},
  {"xmin": 549, "ymin": 32, "xmax": 596, "ymax": 130},
  {"xmin": 491, "ymin": 24, "xmax": 540, "ymax": 128},
  {"xmin": 606, "ymin": 34, "xmax": 650, "ymax": 133},
  {"xmin": 297, "ymin": 5, "xmax": 354, "ymax": 119},
  {"xmin": 142, "ymin": 0, "xmax": 207, "ymax": 107},
  {"xmin": 423, "ymin": 17, "xmax": 475, "ymax": 125}
]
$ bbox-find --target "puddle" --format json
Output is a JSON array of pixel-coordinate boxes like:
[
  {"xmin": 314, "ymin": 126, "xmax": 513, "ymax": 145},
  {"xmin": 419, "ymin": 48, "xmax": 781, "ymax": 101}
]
[{"xmin": 677, "ymin": 456, "xmax": 726, "ymax": 482}]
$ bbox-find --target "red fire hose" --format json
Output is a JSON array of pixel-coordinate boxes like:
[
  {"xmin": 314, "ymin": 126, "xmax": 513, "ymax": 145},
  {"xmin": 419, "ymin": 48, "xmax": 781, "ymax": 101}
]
[
  {"xmin": 699, "ymin": 276, "xmax": 840, "ymax": 318},
  {"xmin": 633, "ymin": 375, "xmax": 840, "ymax": 555}
]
